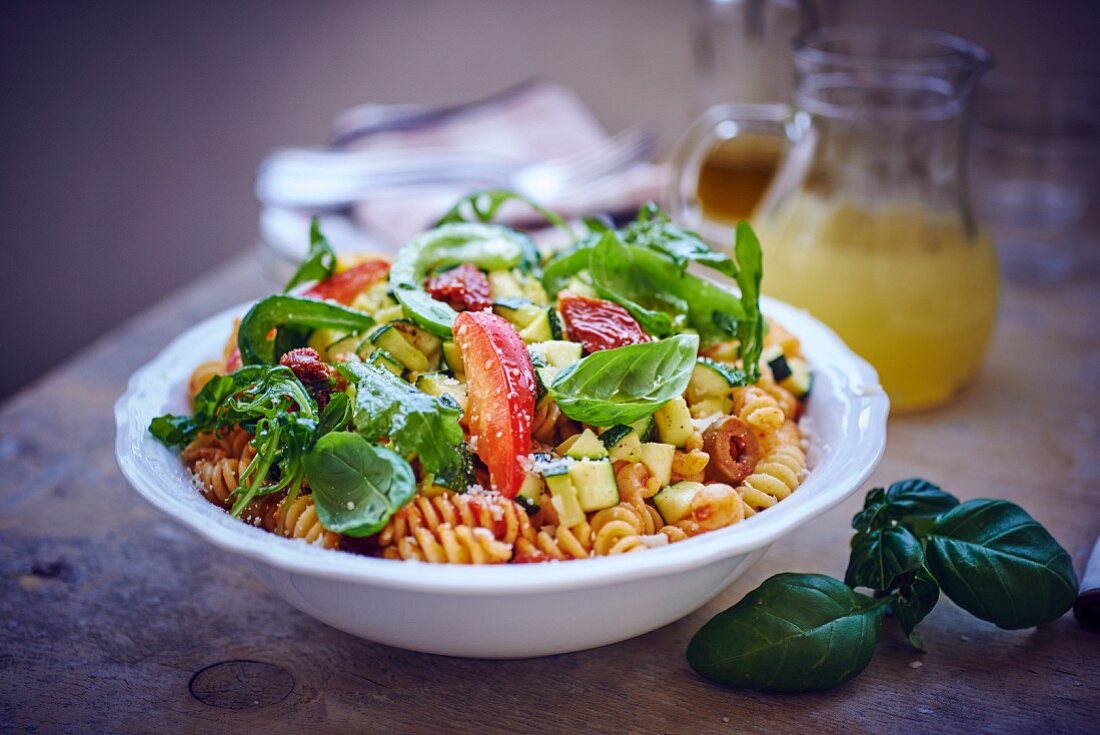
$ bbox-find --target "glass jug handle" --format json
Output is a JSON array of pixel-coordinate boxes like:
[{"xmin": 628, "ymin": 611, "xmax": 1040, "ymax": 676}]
[{"xmin": 667, "ymin": 103, "xmax": 802, "ymax": 230}]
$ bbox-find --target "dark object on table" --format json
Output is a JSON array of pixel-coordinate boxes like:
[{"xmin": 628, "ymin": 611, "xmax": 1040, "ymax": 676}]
[{"xmin": 1074, "ymin": 533, "xmax": 1100, "ymax": 630}]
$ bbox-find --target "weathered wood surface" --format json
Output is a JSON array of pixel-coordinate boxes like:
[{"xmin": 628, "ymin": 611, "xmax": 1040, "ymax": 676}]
[{"xmin": 1, "ymin": 250, "xmax": 1098, "ymax": 734}]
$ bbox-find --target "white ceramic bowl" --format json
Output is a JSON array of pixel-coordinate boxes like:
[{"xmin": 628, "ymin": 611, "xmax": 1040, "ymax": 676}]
[{"xmin": 114, "ymin": 296, "xmax": 888, "ymax": 658}]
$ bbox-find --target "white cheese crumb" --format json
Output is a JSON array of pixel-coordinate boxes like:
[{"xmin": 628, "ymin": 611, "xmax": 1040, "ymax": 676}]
[{"xmin": 346, "ymin": 501, "xmax": 355, "ymax": 510}]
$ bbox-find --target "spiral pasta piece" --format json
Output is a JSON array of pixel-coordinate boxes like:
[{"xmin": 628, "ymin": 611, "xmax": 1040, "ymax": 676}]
[
  {"xmin": 379, "ymin": 490, "xmax": 534, "ymax": 548},
  {"xmin": 737, "ymin": 439, "xmax": 807, "ymax": 512},
  {"xmin": 386, "ymin": 525, "xmax": 512, "ymax": 563},
  {"xmin": 670, "ymin": 483, "xmax": 747, "ymax": 537},
  {"xmin": 732, "ymin": 385, "xmax": 786, "ymax": 432},
  {"xmin": 590, "ymin": 503, "xmax": 654, "ymax": 556},
  {"xmin": 182, "ymin": 428, "xmax": 256, "ymax": 507},
  {"xmin": 527, "ymin": 521, "xmax": 593, "ymax": 560},
  {"xmin": 278, "ymin": 494, "xmax": 340, "ymax": 549}
]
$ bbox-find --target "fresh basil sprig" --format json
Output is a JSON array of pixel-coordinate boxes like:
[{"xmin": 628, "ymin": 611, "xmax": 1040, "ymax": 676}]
[
  {"xmin": 237, "ymin": 295, "xmax": 374, "ymax": 365},
  {"xmin": 339, "ymin": 360, "xmax": 471, "ymax": 489},
  {"xmin": 303, "ymin": 431, "xmax": 416, "ymax": 536},
  {"xmin": 688, "ymin": 479, "xmax": 1079, "ymax": 692},
  {"xmin": 547, "ymin": 334, "xmax": 698, "ymax": 426},
  {"xmin": 284, "ymin": 217, "xmax": 337, "ymax": 292}
]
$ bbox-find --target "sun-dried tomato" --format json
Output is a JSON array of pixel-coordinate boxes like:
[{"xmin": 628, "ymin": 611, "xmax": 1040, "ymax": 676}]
[
  {"xmin": 280, "ymin": 347, "xmax": 337, "ymax": 410},
  {"xmin": 425, "ymin": 263, "xmax": 492, "ymax": 312},
  {"xmin": 558, "ymin": 292, "xmax": 649, "ymax": 353}
]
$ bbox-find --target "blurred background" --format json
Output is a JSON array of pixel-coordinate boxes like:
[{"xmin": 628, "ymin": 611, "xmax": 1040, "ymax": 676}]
[{"xmin": 2, "ymin": 0, "xmax": 1099, "ymax": 400}]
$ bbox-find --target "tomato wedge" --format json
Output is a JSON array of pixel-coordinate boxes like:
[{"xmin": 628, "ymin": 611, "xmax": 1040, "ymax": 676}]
[
  {"xmin": 453, "ymin": 311, "xmax": 536, "ymax": 498},
  {"xmin": 425, "ymin": 263, "xmax": 492, "ymax": 312},
  {"xmin": 559, "ymin": 292, "xmax": 649, "ymax": 353},
  {"xmin": 304, "ymin": 259, "xmax": 390, "ymax": 305}
]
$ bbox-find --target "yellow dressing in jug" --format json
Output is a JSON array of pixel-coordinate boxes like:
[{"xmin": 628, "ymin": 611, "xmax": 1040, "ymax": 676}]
[{"xmin": 756, "ymin": 197, "xmax": 999, "ymax": 411}]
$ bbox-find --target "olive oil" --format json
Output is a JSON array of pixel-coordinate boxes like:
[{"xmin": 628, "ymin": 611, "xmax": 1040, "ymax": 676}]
[{"xmin": 696, "ymin": 135, "xmax": 783, "ymax": 223}]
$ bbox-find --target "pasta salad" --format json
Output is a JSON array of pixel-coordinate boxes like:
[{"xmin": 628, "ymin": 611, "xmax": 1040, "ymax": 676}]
[{"xmin": 150, "ymin": 192, "xmax": 812, "ymax": 564}]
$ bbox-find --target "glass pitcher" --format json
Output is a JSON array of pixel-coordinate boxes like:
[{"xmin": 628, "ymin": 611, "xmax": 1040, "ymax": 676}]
[{"xmin": 670, "ymin": 26, "xmax": 998, "ymax": 412}]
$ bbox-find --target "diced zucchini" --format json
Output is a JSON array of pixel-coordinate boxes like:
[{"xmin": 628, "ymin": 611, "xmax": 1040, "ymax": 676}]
[
  {"xmin": 493, "ymin": 298, "xmax": 543, "ymax": 328},
  {"xmin": 308, "ymin": 328, "xmax": 346, "ymax": 354},
  {"xmin": 763, "ymin": 345, "xmax": 792, "ymax": 382},
  {"xmin": 324, "ymin": 333, "xmax": 361, "ymax": 359},
  {"xmin": 600, "ymin": 425, "xmax": 642, "ymax": 462},
  {"xmin": 653, "ymin": 481, "xmax": 705, "ymax": 524},
  {"xmin": 547, "ymin": 307, "xmax": 563, "ymax": 340},
  {"xmin": 781, "ymin": 356, "xmax": 812, "ymax": 398},
  {"xmin": 640, "ymin": 442, "xmax": 675, "ymax": 487},
  {"xmin": 488, "ymin": 270, "xmax": 524, "ymax": 299},
  {"xmin": 366, "ymin": 323, "xmax": 429, "ymax": 372},
  {"xmin": 374, "ymin": 304, "xmax": 407, "ymax": 324},
  {"xmin": 536, "ymin": 365, "xmax": 560, "ymax": 389},
  {"xmin": 654, "ymin": 396, "xmax": 693, "ymax": 448},
  {"xmin": 686, "ymin": 358, "xmax": 740, "ymax": 410},
  {"xmin": 630, "ymin": 416, "xmax": 655, "ymax": 441},
  {"xmin": 415, "ymin": 372, "xmax": 468, "ymax": 412},
  {"xmin": 690, "ymin": 398, "xmax": 728, "ymax": 420},
  {"xmin": 564, "ymin": 275, "xmax": 598, "ymax": 299},
  {"xmin": 518, "ymin": 272, "xmax": 549, "ymax": 304},
  {"xmin": 542, "ymin": 461, "xmax": 585, "ymax": 528},
  {"xmin": 517, "ymin": 472, "xmax": 545, "ymax": 509},
  {"xmin": 565, "ymin": 429, "xmax": 608, "ymax": 460},
  {"xmin": 529, "ymin": 340, "xmax": 582, "ymax": 368},
  {"xmin": 568, "ymin": 459, "xmax": 619, "ymax": 512},
  {"xmin": 393, "ymin": 320, "xmax": 442, "ymax": 366},
  {"xmin": 442, "ymin": 340, "xmax": 464, "ymax": 377},
  {"xmin": 365, "ymin": 348, "xmax": 404, "ymax": 376},
  {"xmin": 518, "ymin": 308, "xmax": 554, "ymax": 344}
]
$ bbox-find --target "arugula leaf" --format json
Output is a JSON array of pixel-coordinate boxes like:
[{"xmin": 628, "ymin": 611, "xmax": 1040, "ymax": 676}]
[
  {"xmin": 548, "ymin": 334, "xmax": 698, "ymax": 426},
  {"xmin": 284, "ymin": 217, "xmax": 337, "ymax": 292},
  {"xmin": 237, "ymin": 295, "xmax": 374, "ymax": 365},
  {"xmin": 339, "ymin": 361, "xmax": 469, "ymax": 484},
  {"xmin": 731, "ymin": 222, "xmax": 764, "ymax": 382},
  {"xmin": 845, "ymin": 525, "xmax": 925, "ymax": 592},
  {"xmin": 315, "ymin": 392, "xmax": 352, "ymax": 437},
  {"xmin": 853, "ymin": 478, "xmax": 960, "ymax": 535},
  {"xmin": 687, "ymin": 573, "xmax": 889, "ymax": 692},
  {"xmin": 390, "ymin": 223, "xmax": 536, "ymax": 338},
  {"xmin": 434, "ymin": 188, "xmax": 574, "ymax": 249},
  {"xmin": 924, "ymin": 499, "xmax": 1079, "ymax": 629},
  {"xmin": 621, "ymin": 202, "xmax": 737, "ymax": 277},
  {"xmin": 303, "ymin": 431, "xmax": 416, "ymax": 536},
  {"xmin": 894, "ymin": 568, "xmax": 940, "ymax": 650}
]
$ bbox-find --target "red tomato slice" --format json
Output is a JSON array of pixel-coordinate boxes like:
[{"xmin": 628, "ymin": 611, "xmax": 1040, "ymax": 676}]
[
  {"xmin": 304, "ymin": 259, "xmax": 390, "ymax": 305},
  {"xmin": 558, "ymin": 292, "xmax": 649, "ymax": 353},
  {"xmin": 453, "ymin": 311, "xmax": 536, "ymax": 499},
  {"xmin": 425, "ymin": 263, "xmax": 492, "ymax": 312}
]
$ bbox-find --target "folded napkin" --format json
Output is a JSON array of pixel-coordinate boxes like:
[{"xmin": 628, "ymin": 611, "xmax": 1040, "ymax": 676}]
[{"xmin": 258, "ymin": 78, "xmax": 665, "ymax": 265}]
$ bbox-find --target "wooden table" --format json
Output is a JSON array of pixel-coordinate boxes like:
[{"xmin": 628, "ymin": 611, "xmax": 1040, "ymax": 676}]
[{"xmin": 2, "ymin": 251, "xmax": 1097, "ymax": 734}]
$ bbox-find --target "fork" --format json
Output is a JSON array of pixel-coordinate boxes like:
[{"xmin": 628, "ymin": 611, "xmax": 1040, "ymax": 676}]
[{"xmin": 255, "ymin": 126, "xmax": 656, "ymax": 209}]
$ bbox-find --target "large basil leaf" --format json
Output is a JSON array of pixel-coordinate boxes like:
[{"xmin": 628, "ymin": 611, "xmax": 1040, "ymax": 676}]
[
  {"xmin": 894, "ymin": 568, "xmax": 940, "ymax": 650},
  {"xmin": 687, "ymin": 574, "xmax": 888, "ymax": 692},
  {"xmin": 390, "ymin": 223, "xmax": 535, "ymax": 337},
  {"xmin": 548, "ymin": 334, "xmax": 698, "ymax": 426},
  {"xmin": 303, "ymin": 431, "xmax": 416, "ymax": 536},
  {"xmin": 238, "ymin": 295, "xmax": 375, "ymax": 364},
  {"xmin": 925, "ymin": 499, "xmax": 1078, "ymax": 629},
  {"xmin": 845, "ymin": 525, "xmax": 925, "ymax": 592},
  {"xmin": 339, "ymin": 361, "xmax": 469, "ymax": 485},
  {"xmin": 284, "ymin": 216, "xmax": 337, "ymax": 292},
  {"xmin": 852, "ymin": 478, "xmax": 960, "ymax": 535}
]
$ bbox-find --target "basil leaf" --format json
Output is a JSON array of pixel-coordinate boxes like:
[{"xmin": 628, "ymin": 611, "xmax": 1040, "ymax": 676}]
[
  {"xmin": 621, "ymin": 202, "xmax": 737, "ymax": 278},
  {"xmin": 852, "ymin": 478, "xmax": 960, "ymax": 535},
  {"xmin": 238, "ymin": 295, "xmax": 374, "ymax": 365},
  {"xmin": 548, "ymin": 334, "xmax": 698, "ymax": 426},
  {"xmin": 731, "ymin": 222, "xmax": 763, "ymax": 383},
  {"xmin": 541, "ymin": 240, "xmax": 596, "ymax": 295},
  {"xmin": 303, "ymin": 431, "xmax": 416, "ymax": 536},
  {"xmin": 925, "ymin": 499, "xmax": 1078, "ymax": 629},
  {"xmin": 316, "ymin": 392, "xmax": 351, "ymax": 437},
  {"xmin": 894, "ymin": 568, "xmax": 940, "ymax": 650},
  {"xmin": 390, "ymin": 223, "xmax": 535, "ymax": 338},
  {"xmin": 434, "ymin": 188, "xmax": 574, "ymax": 249},
  {"xmin": 284, "ymin": 217, "xmax": 337, "ymax": 292},
  {"xmin": 339, "ymin": 361, "xmax": 469, "ymax": 484},
  {"xmin": 687, "ymin": 574, "xmax": 888, "ymax": 692},
  {"xmin": 845, "ymin": 525, "xmax": 925, "ymax": 592}
]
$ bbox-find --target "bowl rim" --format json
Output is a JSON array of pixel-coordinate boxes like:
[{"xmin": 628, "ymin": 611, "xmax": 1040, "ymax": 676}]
[{"xmin": 114, "ymin": 295, "xmax": 888, "ymax": 596}]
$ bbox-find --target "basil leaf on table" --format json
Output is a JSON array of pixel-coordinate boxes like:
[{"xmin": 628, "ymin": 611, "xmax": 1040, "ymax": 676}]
[
  {"xmin": 237, "ymin": 295, "xmax": 375, "ymax": 365},
  {"xmin": 283, "ymin": 216, "xmax": 337, "ymax": 292},
  {"xmin": 434, "ymin": 187, "xmax": 574, "ymax": 249},
  {"xmin": 390, "ymin": 223, "xmax": 536, "ymax": 338},
  {"xmin": 339, "ymin": 361, "xmax": 469, "ymax": 484},
  {"xmin": 844, "ymin": 525, "xmax": 925, "ymax": 592},
  {"xmin": 853, "ymin": 478, "xmax": 960, "ymax": 535},
  {"xmin": 924, "ymin": 499, "xmax": 1079, "ymax": 629},
  {"xmin": 894, "ymin": 568, "xmax": 941, "ymax": 651},
  {"xmin": 303, "ymin": 431, "xmax": 416, "ymax": 536},
  {"xmin": 548, "ymin": 334, "xmax": 699, "ymax": 426},
  {"xmin": 687, "ymin": 573, "xmax": 889, "ymax": 692}
]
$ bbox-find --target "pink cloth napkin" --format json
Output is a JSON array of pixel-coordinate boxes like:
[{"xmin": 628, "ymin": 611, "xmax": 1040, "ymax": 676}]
[{"xmin": 330, "ymin": 78, "xmax": 666, "ymax": 244}]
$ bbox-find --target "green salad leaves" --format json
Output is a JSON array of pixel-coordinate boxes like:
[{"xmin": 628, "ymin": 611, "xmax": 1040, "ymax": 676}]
[
  {"xmin": 237, "ymin": 295, "xmax": 374, "ymax": 365},
  {"xmin": 548, "ymin": 334, "xmax": 698, "ymax": 426},
  {"xmin": 688, "ymin": 479, "xmax": 1079, "ymax": 692},
  {"xmin": 284, "ymin": 216, "xmax": 337, "ymax": 292}
]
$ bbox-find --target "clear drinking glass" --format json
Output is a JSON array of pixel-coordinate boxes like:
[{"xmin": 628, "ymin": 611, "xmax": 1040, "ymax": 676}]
[{"xmin": 670, "ymin": 27, "xmax": 998, "ymax": 411}]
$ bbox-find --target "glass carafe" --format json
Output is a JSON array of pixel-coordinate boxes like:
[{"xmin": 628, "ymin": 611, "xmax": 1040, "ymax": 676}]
[{"xmin": 670, "ymin": 27, "xmax": 998, "ymax": 411}]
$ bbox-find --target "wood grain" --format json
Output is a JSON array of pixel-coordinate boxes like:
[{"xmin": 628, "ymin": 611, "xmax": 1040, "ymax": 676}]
[{"xmin": 1, "ymin": 250, "xmax": 1098, "ymax": 734}]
